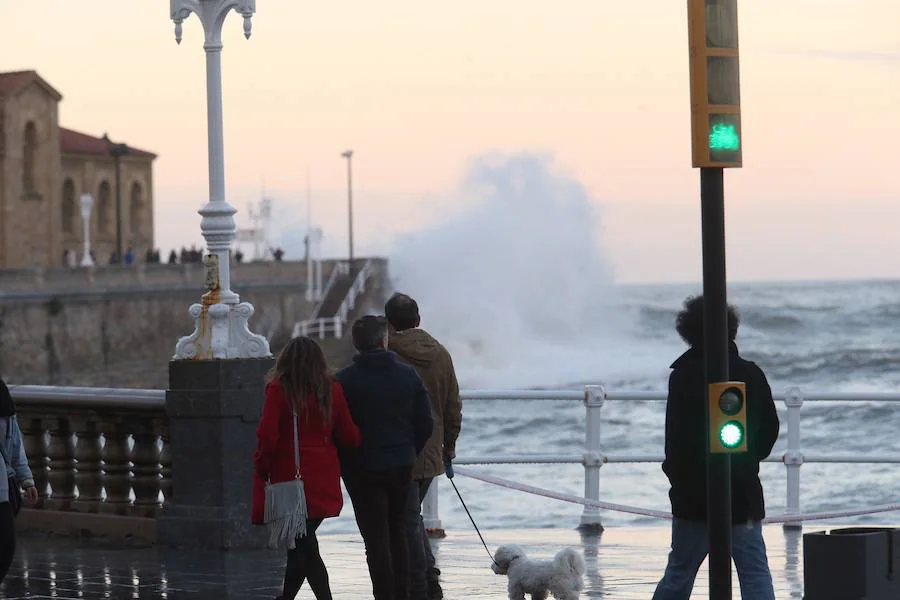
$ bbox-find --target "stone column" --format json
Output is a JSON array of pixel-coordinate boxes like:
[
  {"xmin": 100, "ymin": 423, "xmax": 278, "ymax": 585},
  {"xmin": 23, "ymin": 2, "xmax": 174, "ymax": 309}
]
[{"xmin": 157, "ymin": 357, "xmax": 273, "ymax": 548}]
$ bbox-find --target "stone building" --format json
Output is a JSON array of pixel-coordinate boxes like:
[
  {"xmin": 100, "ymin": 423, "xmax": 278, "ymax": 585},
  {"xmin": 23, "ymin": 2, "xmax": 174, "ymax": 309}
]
[{"xmin": 0, "ymin": 70, "xmax": 156, "ymax": 269}]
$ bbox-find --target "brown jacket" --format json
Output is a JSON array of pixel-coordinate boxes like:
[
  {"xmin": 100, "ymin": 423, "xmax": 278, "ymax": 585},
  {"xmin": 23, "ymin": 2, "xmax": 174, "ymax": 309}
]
[{"xmin": 388, "ymin": 328, "xmax": 462, "ymax": 480}]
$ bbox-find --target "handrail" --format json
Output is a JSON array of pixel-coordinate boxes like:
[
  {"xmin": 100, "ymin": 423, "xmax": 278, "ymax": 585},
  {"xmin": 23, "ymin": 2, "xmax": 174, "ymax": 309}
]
[
  {"xmin": 335, "ymin": 259, "xmax": 373, "ymax": 323},
  {"xmin": 8, "ymin": 385, "xmax": 165, "ymax": 409},
  {"xmin": 309, "ymin": 261, "xmax": 346, "ymax": 319},
  {"xmin": 293, "ymin": 258, "xmax": 374, "ymax": 339}
]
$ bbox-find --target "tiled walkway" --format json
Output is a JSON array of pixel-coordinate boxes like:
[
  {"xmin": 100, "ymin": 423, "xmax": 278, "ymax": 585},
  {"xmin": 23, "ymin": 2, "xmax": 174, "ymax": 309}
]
[{"xmin": 1, "ymin": 525, "xmax": 807, "ymax": 598}]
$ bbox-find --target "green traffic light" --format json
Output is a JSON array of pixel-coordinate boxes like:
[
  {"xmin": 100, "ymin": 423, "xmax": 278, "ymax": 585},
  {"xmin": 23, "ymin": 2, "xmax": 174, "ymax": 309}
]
[
  {"xmin": 720, "ymin": 421, "xmax": 744, "ymax": 448},
  {"xmin": 709, "ymin": 122, "xmax": 740, "ymax": 152}
]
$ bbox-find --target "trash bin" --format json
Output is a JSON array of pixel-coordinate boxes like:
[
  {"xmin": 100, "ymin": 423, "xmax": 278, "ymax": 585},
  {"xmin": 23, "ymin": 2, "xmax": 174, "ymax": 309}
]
[{"xmin": 803, "ymin": 527, "xmax": 900, "ymax": 599}]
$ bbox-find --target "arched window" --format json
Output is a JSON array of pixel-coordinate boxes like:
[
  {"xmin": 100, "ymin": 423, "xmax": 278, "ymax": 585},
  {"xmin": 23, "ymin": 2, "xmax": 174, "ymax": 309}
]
[
  {"xmin": 129, "ymin": 182, "xmax": 143, "ymax": 235},
  {"xmin": 62, "ymin": 179, "xmax": 76, "ymax": 234},
  {"xmin": 23, "ymin": 122, "xmax": 37, "ymax": 194},
  {"xmin": 97, "ymin": 180, "xmax": 111, "ymax": 234}
]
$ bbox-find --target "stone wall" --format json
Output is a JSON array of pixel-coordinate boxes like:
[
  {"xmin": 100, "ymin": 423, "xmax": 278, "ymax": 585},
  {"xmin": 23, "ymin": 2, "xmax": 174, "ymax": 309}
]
[
  {"xmin": 0, "ymin": 282, "xmax": 314, "ymax": 389},
  {"xmin": 0, "ymin": 258, "xmax": 391, "ymax": 388}
]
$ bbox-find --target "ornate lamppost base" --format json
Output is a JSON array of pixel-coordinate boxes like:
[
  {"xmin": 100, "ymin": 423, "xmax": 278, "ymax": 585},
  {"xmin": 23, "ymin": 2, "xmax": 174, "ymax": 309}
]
[{"xmin": 173, "ymin": 302, "xmax": 271, "ymax": 360}]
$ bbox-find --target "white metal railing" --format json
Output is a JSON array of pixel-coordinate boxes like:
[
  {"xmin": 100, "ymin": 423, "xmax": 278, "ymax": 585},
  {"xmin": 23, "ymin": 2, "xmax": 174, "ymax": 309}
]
[
  {"xmin": 308, "ymin": 261, "xmax": 347, "ymax": 317},
  {"xmin": 421, "ymin": 386, "xmax": 900, "ymax": 534},
  {"xmin": 293, "ymin": 259, "xmax": 374, "ymax": 340}
]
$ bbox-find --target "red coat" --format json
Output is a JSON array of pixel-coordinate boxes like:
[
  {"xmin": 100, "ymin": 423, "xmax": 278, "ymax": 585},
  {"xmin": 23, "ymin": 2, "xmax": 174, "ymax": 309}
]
[{"xmin": 251, "ymin": 379, "xmax": 360, "ymax": 524}]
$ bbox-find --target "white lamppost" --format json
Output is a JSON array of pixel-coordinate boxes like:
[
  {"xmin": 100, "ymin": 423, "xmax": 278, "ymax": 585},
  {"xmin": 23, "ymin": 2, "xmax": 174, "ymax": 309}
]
[
  {"xmin": 169, "ymin": 0, "xmax": 270, "ymax": 360},
  {"xmin": 79, "ymin": 193, "xmax": 95, "ymax": 267}
]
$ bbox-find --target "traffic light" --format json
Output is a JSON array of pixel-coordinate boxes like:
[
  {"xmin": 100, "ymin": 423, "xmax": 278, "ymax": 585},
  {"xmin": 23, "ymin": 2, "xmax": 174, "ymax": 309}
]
[
  {"xmin": 687, "ymin": 0, "xmax": 742, "ymax": 168},
  {"xmin": 708, "ymin": 381, "xmax": 747, "ymax": 453}
]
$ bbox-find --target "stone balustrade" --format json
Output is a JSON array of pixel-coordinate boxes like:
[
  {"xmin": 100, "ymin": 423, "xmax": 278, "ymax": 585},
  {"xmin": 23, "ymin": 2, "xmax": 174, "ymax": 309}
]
[{"xmin": 10, "ymin": 386, "xmax": 169, "ymax": 525}]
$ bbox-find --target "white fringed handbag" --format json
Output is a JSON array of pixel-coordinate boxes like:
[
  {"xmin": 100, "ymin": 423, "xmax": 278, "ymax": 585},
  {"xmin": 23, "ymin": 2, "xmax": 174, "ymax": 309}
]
[{"xmin": 264, "ymin": 409, "xmax": 307, "ymax": 549}]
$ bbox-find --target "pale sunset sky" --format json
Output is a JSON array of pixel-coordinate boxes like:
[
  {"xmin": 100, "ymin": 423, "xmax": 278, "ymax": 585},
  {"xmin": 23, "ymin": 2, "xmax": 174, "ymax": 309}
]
[{"xmin": 4, "ymin": 1, "xmax": 899, "ymax": 283}]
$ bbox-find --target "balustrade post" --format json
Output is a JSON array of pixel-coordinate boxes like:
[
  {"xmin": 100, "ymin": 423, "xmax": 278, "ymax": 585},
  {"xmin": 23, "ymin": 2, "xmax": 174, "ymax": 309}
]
[
  {"xmin": 19, "ymin": 416, "xmax": 48, "ymax": 500},
  {"xmin": 579, "ymin": 385, "xmax": 605, "ymax": 533},
  {"xmin": 73, "ymin": 418, "xmax": 104, "ymax": 511},
  {"xmin": 334, "ymin": 316, "xmax": 343, "ymax": 339},
  {"xmin": 318, "ymin": 319, "xmax": 325, "ymax": 339},
  {"xmin": 159, "ymin": 428, "xmax": 173, "ymax": 505},
  {"xmin": 46, "ymin": 418, "xmax": 76, "ymax": 508},
  {"xmin": 782, "ymin": 387, "xmax": 804, "ymax": 529},
  {"xmin": 423, "ymin": 477, "xmax": 445, "ymax": 538},
  {"xmin": 102, "ymin": 425, "xmax": 133, "ymax": 515},
  {"xmin": 132, "ymin": 423, "xmax": 162, "ymax": 517}
]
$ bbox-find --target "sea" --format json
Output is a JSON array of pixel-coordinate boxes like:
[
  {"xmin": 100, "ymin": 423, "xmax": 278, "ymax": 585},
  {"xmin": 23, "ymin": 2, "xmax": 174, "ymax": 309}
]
[{"xmin": 327, "ymin": 155, "xmax": 900, "ymax": 534}]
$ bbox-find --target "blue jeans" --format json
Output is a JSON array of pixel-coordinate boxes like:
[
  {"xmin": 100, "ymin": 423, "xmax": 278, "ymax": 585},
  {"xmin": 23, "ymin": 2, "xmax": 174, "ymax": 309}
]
[{"xmin": 652, "ymin": 519, "xmax": 775, "ymax": 600}]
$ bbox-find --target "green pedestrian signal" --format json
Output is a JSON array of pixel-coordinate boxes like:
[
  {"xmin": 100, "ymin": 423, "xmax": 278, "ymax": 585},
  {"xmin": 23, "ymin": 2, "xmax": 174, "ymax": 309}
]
[
  {"xmin": 709, "ymin": 122, "xmax": 740, "ymax": 152},
  {"xmin": 719, "ymin": 421, "xmax": 744, "ymax": 449}
]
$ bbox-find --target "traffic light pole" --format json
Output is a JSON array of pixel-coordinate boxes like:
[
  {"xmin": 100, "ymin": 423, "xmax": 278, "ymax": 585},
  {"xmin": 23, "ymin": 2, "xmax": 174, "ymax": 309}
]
[{"xmin": 701, "ymin": 166, "xmax": 732, "ymax": 600}]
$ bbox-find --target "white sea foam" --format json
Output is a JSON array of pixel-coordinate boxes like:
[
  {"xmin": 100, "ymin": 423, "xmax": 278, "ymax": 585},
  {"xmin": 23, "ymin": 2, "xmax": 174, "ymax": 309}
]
[{"xmin": 387, "ymin": 152, "xmax": 677, "ymax": 389}]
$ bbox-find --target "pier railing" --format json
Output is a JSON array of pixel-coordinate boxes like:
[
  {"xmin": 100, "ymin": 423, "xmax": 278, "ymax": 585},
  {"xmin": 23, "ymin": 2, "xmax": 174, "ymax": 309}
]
[
  {"xmin": 422, "ymin": 386, "xmax": 900, "ymax": 534},
  {"xmin": 7, "ymin": 384, "xmax": 900, "ymax": 538}
]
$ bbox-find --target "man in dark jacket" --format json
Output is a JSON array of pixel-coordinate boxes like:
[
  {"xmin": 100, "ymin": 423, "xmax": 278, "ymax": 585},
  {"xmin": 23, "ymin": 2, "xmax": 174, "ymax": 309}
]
[
  {"xmin": 337, "ymin": 315, "xmax": 434, "ymax": 600},
  {"xmin": 385, "ymin": 293, "xmax": 462, "ymax": 600},
  {"xmin": 652, "ymin": 296, "xmax": 779, "ymax": 600}
]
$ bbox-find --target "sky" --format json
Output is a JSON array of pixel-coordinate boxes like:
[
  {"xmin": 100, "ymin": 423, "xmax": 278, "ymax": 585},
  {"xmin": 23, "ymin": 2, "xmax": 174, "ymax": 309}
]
[{"xmin": 4, "ymin": 0, "xmax": 899, "ymax": 283}]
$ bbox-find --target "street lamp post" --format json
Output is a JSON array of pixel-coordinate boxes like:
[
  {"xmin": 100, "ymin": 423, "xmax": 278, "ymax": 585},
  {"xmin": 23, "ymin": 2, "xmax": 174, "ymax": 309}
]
[
  {"xmin": 341, "ymin": 149, "xmax": 354, "ymax": 265},
  {"xmin": 169, "ymin": 0, "xmax": 270, "ymax": 360},
  {"xmin": 79, "ymin": 193, "xmax": 95, "ymax": 267}
]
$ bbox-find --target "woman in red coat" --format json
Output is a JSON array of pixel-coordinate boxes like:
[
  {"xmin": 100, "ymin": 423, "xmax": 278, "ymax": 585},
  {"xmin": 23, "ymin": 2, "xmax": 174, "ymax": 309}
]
[{"xmin": 252, "ymin": 336, "xmax": 361, "ymax": 600}]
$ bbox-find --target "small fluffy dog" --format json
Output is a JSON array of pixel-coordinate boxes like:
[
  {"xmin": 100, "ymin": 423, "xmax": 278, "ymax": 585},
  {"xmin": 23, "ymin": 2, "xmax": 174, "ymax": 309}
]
[{"xmin": 491, "ymin": 544, "xmax": 586, "ymax": 600}]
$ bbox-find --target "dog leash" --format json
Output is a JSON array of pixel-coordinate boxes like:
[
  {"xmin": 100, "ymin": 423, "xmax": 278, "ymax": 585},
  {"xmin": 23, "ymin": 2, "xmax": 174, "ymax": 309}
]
[{"xmin": 444, "ymin": 459, "xmax": 497, "ymax": 566}]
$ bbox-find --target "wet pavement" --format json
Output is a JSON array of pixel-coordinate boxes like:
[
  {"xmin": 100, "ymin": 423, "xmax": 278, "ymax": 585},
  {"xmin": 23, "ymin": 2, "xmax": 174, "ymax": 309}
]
[{"xmin": 0, "ymin": 525, "xmax": 808, "ymax": 598}]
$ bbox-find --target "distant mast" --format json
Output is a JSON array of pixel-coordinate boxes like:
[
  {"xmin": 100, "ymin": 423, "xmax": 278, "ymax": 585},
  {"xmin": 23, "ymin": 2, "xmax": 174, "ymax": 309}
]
[{"xmin": 235, "ymin": 189, "xmax": 273, "ymax": 261}]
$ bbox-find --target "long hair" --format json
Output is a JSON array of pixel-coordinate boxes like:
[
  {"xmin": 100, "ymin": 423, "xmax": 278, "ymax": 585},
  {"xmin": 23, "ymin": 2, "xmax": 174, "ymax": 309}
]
[{"xmin": 266, "ymin": 336, "xmax": 333, "ymax": 423}]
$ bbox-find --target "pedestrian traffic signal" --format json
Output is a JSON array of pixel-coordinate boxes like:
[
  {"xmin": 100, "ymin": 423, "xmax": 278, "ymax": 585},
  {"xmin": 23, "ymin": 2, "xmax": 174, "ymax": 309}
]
[
  {"xmin": 708, "ymin": 381, "xmax": 747, "ymax": 453},
  {"xmin": 687, "ymin": 0, "xmax": 743, "ymax": 168}
]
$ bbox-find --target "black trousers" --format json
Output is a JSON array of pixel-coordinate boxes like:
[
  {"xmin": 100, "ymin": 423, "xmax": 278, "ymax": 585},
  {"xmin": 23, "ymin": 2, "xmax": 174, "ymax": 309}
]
[
  {"xmin": 282, "ymin": 518, "xmax": 330, "ymax": 600},
  {"xmin": 0, "ymin": 501, "xmax": 15, "ymax": 584},
  {"xmin": 344, "ymin": 465, "xmax": 413, "ymax": 600}
]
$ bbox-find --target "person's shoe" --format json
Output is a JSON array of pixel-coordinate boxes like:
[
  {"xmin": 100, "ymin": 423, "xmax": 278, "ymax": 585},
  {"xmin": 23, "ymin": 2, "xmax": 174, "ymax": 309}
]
[{"xmin": 427, "ymin": 580, "xmax": 443, "ymax": 600}]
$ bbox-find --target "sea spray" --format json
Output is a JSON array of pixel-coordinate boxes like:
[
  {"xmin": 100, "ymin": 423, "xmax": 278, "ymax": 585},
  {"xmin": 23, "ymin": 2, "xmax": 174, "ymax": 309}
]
[{"xmin": 389, "ymin": 152, "xmax": 676, "ymax": 388}]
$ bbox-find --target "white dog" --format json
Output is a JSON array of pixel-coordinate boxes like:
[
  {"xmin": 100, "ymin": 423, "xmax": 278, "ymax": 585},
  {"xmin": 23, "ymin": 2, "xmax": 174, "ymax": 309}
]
[{"xmin": 491, "ymin": 544, "xmax": 586, "ymax": 600}]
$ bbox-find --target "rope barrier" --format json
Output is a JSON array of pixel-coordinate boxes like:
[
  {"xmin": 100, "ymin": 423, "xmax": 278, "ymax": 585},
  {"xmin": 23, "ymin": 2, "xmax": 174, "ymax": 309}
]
[{"xmin": 453, "ymin": 466, "xmax": 900, "ymax": 525}]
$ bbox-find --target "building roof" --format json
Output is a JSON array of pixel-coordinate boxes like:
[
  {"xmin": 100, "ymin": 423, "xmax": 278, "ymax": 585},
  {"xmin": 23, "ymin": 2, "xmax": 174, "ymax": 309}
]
[
  {"xmin": 0, "ymin": 70, "xmax": 62, "ymax": 101},
  {"xmin": 60, "ymin": 128, "xmax": 157, "ymax": 160},
  {"xmin": 0, "ymin": 70, "xmax": 157, "ymax": 160}
]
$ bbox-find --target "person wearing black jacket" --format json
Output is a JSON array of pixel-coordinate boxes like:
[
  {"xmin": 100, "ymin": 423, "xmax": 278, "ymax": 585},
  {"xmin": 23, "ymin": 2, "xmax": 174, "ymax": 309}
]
[
  {"xmin": 337, "ymin": 315, "xmax": 434, "ymax": 600},
  {"xmin": 652, "ymin": 296, "xmax": 779, "ymax": 600}
]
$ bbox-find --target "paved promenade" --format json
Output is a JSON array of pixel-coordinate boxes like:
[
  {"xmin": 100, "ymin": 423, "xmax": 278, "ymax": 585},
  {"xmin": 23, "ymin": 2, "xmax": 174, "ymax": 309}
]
[{"xmin": 1, "ymin": 525, "xmax": 807, "ymax": 599}]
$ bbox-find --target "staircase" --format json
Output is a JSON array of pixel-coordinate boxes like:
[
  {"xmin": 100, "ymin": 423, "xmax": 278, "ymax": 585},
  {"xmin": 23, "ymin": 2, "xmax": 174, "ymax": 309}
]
[
  {"xmin": 293, "ymin": 259, "xmax": 377, "ymax": 340},
  {"xmin": 313, "ymin": 267, "xmax": 357, "ymax": 323}
]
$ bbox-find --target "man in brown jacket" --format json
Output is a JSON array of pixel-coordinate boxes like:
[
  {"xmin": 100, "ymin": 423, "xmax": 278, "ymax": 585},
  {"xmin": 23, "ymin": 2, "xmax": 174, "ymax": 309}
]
[{"xmin": 385, "ymin": 293, "xmax": 462, "ymax": 600}]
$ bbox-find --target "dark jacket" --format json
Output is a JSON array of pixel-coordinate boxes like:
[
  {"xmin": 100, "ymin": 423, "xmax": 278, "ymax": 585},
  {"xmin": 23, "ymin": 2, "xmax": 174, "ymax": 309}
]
[
  {"xmin": 388, "ymin": 328, "xmax": 462, "ymax": 479},
  {"xmin": 336, "ymin": 349, "xmax": 434, "ymax": 474},
  {"xmin": 662, "ymin": 342, "xmax": 780, "ymax": 523}
]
